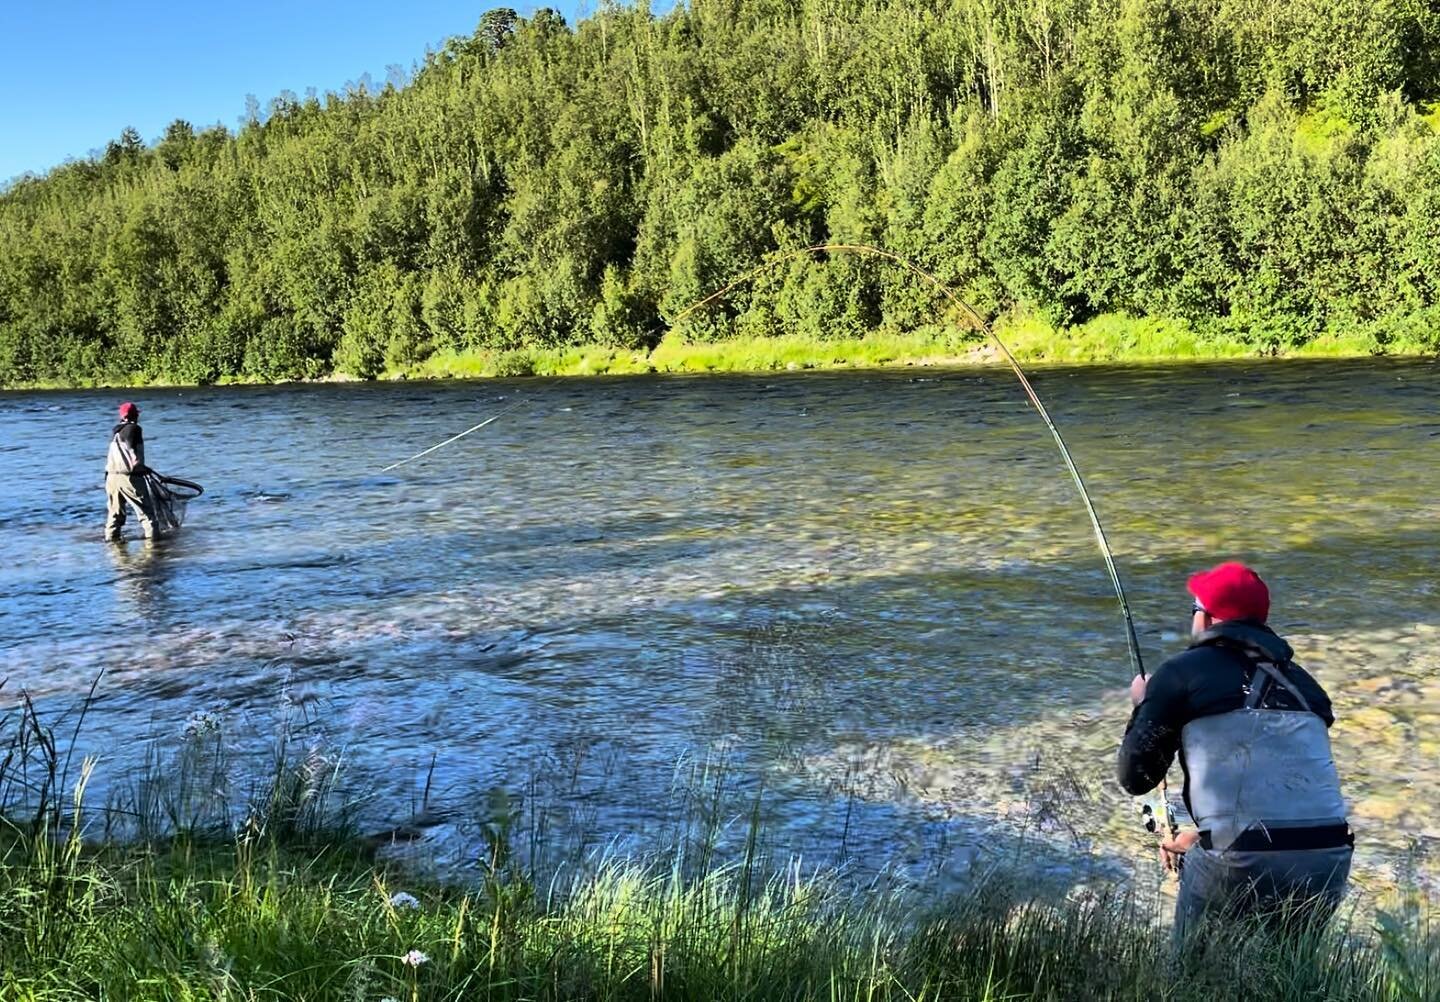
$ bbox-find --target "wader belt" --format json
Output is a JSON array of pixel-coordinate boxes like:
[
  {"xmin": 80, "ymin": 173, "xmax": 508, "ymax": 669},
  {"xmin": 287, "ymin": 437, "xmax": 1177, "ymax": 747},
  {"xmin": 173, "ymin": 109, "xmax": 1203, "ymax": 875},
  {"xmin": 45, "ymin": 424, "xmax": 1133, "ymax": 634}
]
[{"xmin": 1198, "ymin": 823, "xmax": 1353, "ymax": 853}]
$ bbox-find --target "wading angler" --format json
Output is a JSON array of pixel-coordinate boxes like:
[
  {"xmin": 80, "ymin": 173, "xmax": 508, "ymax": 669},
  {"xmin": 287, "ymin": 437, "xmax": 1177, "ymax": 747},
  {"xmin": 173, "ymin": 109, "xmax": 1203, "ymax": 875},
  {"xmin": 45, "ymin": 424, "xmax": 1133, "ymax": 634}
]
[
  {"xmin": 104, "ymin": 401, "xmax": 158, "ymax": 541},
  {"xmin": 102, "ymin": 402, "xmax": 203, "ymax": 541}
]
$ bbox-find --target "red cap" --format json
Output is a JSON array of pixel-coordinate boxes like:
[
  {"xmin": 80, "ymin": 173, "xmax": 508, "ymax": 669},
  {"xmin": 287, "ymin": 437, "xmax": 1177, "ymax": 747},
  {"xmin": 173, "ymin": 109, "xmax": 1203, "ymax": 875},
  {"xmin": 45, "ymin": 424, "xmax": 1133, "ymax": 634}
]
[
  {"xmin": 118, "ymin": 401, "xmax": 139, "ymax": 421},
  {"xmin": 1188, "ymin": 562, "xmax": 1269, "ymax": 623}
]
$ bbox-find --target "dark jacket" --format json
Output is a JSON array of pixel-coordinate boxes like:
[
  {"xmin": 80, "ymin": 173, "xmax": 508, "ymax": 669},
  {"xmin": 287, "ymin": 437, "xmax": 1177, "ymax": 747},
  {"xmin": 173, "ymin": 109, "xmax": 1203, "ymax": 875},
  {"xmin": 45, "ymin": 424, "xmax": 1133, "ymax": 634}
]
[
  {"xmin": 1116, "ymin": 621, "xmax": 1334, "ymax": 812},
  {"xmin": 108, "ymin": 420, "xmax": 146, "ymax": 475}
]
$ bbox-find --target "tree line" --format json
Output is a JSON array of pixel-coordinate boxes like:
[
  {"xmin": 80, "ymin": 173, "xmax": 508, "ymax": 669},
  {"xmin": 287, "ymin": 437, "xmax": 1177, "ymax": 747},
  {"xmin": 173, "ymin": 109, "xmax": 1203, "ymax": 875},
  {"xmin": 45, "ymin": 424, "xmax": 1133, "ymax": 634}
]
[{"xmin": 3, "ymin": 0, "xmax": 1440, "ymax": 385}]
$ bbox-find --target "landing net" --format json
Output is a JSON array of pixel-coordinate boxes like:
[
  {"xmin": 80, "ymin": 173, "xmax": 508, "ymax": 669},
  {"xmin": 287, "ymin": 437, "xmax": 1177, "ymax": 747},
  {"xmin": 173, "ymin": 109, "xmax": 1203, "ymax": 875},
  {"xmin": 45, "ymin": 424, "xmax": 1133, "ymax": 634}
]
[{"xmin": 140, "ymin": 472, "xmax": 204, "ymax": 533}]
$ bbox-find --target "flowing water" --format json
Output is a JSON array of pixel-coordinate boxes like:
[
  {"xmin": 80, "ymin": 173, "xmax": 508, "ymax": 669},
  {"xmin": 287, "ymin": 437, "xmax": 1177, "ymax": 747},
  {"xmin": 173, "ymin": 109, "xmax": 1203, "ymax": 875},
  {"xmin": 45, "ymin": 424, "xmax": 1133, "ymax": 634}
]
[{"xmin": 3, "ymin": 360, "xmax": 1439, "ymax": 898}]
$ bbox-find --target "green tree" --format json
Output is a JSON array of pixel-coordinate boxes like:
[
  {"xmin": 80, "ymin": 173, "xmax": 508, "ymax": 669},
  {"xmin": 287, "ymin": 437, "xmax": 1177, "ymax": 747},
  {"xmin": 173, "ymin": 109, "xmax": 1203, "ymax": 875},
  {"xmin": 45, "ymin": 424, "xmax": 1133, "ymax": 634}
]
[{"xmin": 6, "ymin": 0, "xmax": 1440, "ymax": 387}]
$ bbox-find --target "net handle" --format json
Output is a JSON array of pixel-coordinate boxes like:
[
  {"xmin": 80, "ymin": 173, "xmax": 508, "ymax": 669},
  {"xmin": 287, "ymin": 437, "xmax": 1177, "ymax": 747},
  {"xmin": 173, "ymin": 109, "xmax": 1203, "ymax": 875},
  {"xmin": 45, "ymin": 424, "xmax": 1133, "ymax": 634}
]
[{"xmin": 157, "ymin": 475, "xmax": 204, "ymax": 498}]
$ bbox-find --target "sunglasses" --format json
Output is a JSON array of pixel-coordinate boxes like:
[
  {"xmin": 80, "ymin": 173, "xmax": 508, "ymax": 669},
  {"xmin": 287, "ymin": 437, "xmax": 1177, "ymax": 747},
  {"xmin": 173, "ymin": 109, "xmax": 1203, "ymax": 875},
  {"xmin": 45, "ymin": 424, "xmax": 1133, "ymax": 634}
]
[{"xmin": 1191, "ymin": 600, "xmax": 1208, "ymax": 615}]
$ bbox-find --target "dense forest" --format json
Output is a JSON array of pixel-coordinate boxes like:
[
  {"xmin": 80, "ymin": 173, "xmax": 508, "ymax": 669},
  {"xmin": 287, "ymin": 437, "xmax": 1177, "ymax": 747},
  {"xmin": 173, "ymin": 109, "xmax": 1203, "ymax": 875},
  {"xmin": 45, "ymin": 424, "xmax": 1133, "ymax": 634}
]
[{"xmin": 3, "ymin": 0, "xmax": 1440, "ymax": 385}]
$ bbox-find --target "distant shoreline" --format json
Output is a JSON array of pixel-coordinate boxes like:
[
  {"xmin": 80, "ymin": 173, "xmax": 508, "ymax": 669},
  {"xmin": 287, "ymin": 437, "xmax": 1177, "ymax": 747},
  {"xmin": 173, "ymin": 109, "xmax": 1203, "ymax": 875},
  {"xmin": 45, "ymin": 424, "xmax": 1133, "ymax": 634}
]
[{"xmin": 4, "ymin": 316, "xmax": 1432, "ymax": 391}]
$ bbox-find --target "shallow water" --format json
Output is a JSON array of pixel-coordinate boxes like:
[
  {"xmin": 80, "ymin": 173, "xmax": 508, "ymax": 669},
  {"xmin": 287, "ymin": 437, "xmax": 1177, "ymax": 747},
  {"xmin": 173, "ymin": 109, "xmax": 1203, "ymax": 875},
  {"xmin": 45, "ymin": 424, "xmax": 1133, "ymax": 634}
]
[{"xmin": 3, "ymin": 361, "xmax": 1439, "ymax": 894}]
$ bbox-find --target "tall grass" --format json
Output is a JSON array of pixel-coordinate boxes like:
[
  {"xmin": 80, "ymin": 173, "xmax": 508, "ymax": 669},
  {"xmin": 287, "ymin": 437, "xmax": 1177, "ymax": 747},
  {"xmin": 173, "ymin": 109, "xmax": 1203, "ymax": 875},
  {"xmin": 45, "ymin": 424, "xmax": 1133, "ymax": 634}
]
[
  {"xmin": 0, "ymin": 682, "xmax": 1436, "ymax": 1000},
  {"xmin": 390, "ymin": 311, "xmax": 1428, "ymax": 385},
  {"xmin": 395, "ymin": 329, "xmax": 979, "ymax": 382}
]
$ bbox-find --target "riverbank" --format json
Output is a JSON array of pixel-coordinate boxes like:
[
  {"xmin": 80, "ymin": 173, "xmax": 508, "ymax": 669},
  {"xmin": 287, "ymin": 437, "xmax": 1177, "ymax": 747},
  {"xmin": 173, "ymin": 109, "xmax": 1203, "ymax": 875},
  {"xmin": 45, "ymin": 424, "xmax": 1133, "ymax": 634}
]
[
  {"xmin": 2, "ymin": 839, "xmax": 1431, "ymax": 1001},
  {"xmin": 389, "ymin": 313, "xmax": 1437, "ymax": 380},
  {"xmin": 1, "ymin": 694, "xmax": 1436, "ymax": 1001},
  {"xmin": 4, "ymin": 314, "xmax": 1434, "ymax": 391}
]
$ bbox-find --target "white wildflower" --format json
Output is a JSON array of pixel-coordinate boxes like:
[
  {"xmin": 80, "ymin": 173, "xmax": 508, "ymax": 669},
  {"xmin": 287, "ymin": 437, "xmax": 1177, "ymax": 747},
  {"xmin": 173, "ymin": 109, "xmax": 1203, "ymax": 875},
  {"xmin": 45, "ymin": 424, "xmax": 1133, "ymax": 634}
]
[
  {"xmin": 388, "ymin": 891, "xmax": 421, "ymax": 910},
  {"xmin": 181, "ymin": 710, "xmax": 221, "ymax": 739},
  {"xmin": 401, "ymin": 949, "xmax": 429, "ymax": 967},
  {"xmin": 199, "ymin": 935, "xmax": 230, "ymax": 970}
]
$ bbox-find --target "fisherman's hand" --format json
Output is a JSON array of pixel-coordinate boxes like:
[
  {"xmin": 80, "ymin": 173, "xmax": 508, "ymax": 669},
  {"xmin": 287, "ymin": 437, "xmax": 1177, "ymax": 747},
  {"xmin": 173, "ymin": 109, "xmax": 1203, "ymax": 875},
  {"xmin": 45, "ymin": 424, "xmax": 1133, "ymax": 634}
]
[
  {"xmin": 1129, "ymin": 674, "xmax": 1148, "ymax": 706},
  {"xmin": 1159, "ymin": 830, "xmax": 1200, "ymax": 872}
]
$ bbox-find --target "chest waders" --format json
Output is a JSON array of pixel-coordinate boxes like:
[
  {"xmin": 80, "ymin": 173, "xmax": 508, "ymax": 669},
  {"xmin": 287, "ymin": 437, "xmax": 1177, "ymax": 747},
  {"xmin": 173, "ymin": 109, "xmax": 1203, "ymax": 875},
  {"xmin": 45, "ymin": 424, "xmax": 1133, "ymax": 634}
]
[
  {"xmin": 106, "ymin": 429, "xmax": 157, "ymax": 539},
  {"xmin": 1180, "ymin": 653, "xmax": 1349, "ymax": 852},
  {"xmin": 106, "ymin": 430, "xmax": 134, "ymax": 476},
  {"xmin": 105, "ymin": 425, "xmax": 199, "ymax": 537},
  {"xmin": 1171, "ymin": 650, "xmax": 1353, "ymax": 936}
]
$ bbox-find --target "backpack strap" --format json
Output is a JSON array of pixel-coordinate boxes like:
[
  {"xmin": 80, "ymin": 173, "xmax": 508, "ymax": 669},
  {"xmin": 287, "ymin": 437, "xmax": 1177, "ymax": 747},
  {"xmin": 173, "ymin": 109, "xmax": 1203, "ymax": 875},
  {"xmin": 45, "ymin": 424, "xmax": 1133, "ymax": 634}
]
[
  {"xmin": 110, "ymin": 430, "xmax": 133, "ymax": 473},
  {"xmin": 1243, "ymin": 657, "xmax": 1314, "ymax": 713}
]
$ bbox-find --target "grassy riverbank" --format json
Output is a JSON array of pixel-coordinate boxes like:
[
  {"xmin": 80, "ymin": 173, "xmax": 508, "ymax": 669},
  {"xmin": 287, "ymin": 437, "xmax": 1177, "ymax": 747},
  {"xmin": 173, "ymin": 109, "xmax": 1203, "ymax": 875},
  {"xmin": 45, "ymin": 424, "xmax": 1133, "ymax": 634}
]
[
  {"xmin": 6, "ymin": 830, "xmax": 1437, "ymax": 1001},
  {"xmin": 9, "ymin": 2, "xmax": 1440, "ymax": 394},
  {"xmin": 8, "ymin": 313, "xmax": 1432, "ymax": 391},
  {"xmin": 388, "ymin": 314, "xmax": 1437, "ymax": 381},
  {"xmin": 0, "ymin": 693, "xmax": 1436, "ymax": 1001}
]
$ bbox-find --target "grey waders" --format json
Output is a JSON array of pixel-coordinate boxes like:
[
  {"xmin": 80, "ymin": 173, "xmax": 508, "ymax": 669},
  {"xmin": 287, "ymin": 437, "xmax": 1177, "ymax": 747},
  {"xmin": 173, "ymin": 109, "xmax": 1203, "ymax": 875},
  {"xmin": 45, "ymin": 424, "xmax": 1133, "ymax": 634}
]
[
  {"xmin": 105, "ymin": 471, "xmax": 159, "ymax": 540},
  {"xmin": 1176, "ymin": 658, "xmax": 1352, "ymax": 939}
]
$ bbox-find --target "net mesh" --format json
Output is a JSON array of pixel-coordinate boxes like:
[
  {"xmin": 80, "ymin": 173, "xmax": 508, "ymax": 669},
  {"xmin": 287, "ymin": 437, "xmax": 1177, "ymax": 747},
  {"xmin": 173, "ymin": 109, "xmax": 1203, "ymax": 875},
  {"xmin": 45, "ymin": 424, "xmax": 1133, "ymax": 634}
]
[{"xmin": 140, "ymin": 473, "xmax": 203, "ymax": 533}]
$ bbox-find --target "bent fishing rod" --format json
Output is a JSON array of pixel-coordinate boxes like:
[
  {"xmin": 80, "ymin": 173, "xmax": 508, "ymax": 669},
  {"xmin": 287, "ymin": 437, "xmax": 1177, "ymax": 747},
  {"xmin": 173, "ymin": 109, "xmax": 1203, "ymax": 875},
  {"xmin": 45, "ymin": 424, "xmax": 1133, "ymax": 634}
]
[
  {"xmin": 394, "ymin": 245, "xmax": 1148, "ymax": 679},
  {"xmin": 676, "ymin": 243, "xmax": 1177, "ymax": 844},
  {"xmin": 377, "ymin": 245, "xmax": 1174, "ymax": 842},
  {"xmin": 675, "ymin": 243, "xmax": 1145, "ymax": 680}
]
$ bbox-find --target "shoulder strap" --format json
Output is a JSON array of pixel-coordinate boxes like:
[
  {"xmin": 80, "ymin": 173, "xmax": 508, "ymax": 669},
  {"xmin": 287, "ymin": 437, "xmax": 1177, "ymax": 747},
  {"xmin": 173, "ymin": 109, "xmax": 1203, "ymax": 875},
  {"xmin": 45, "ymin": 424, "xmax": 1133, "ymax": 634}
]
[
  {"xmin": 1243, "ymin": 657, "xmax": 1314, "ymax": 713},
  {"xmin": 111, "ymin": 429, "xmax": 134, "ymax": 473}
]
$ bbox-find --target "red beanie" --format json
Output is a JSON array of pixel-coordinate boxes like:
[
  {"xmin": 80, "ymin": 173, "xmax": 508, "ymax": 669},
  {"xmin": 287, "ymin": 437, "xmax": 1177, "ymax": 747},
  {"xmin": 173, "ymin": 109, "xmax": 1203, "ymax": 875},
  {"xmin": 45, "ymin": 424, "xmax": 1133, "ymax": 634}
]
[
  {"xmin": 1188, "ymin": 562, "xmax": 1269, "ymax": 623},
  {"xmin": 118, "ymin": 401, "xmax": 139, "ymax": 421}
]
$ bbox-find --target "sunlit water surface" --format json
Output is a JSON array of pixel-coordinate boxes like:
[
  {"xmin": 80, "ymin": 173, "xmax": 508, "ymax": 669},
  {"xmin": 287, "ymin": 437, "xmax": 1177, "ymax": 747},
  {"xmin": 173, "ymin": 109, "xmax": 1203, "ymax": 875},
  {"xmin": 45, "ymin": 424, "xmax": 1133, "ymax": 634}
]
[{"xmin": 3, "ymin": 361, "xmax": 1438, "ymax": 898}]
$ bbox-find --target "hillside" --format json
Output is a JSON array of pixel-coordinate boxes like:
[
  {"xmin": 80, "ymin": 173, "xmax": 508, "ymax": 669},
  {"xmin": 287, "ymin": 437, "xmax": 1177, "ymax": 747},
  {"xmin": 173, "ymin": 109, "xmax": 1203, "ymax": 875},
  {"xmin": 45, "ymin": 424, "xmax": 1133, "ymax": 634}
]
[{"xmin": 3, "ymin": 0, "xmax": 1440, "ymax": 386}]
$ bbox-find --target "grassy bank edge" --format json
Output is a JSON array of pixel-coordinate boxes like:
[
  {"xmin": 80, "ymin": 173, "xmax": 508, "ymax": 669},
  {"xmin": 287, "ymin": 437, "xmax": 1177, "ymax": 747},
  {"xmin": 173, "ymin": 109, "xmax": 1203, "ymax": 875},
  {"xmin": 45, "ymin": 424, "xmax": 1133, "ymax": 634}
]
[
  {"xmin": 1, "ymin": 684, "xmax": 1435, "ymax": 1000},
  {"xmin": 5, "ymin": 314, "xmax": 1435, "ymax": 391},
  {"xmin": 3, "ymin": 823, "xmax": 1436, "ymax": 1001},
  {"xmin": 389, "ymin": 313, "xmax": 1438, "ymax": 381},
  {"xmin": 5, "ymin": 313, "xmax": 1434, "ymax": 391}
]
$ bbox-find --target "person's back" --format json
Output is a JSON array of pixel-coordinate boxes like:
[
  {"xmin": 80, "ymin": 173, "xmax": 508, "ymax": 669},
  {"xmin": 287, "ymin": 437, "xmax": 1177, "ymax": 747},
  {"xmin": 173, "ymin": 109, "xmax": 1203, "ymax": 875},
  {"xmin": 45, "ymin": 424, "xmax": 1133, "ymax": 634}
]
[
  {"xmin": 104, "ymin": 401, "xmax": 157, "ymax": 541},
  {"xmin": 1118, "ymin": 562, "xmax": 1352, "ymax": 939}
]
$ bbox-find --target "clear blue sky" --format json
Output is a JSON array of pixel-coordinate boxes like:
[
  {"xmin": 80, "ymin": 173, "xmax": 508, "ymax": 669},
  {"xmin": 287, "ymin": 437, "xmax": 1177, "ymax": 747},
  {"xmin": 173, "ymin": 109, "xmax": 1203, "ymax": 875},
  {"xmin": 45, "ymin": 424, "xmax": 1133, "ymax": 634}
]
[{"xmin": 0, "ymin": 2, "xmax": 598, "ymax": 183}]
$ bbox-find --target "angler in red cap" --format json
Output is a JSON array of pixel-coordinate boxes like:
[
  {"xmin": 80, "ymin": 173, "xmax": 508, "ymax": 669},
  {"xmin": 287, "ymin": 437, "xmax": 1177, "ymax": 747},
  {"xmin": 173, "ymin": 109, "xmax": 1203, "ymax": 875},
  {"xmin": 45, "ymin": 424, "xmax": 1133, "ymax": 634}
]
[
  {"xmin": 1118, "ymin": 562, "xmax": 1351, "ymax": 939},
  {"xmin": 104, "ymin": 401, "xmax": 158, "ymax": 540}
]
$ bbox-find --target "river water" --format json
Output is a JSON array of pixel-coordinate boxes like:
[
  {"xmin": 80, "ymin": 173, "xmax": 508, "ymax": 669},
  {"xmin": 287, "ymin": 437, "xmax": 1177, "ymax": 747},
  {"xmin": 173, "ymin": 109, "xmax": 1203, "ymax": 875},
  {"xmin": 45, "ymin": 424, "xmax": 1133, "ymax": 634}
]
[{"xmin": 3, "ymin": 360, "xmax": 1439, "ymax": 898}]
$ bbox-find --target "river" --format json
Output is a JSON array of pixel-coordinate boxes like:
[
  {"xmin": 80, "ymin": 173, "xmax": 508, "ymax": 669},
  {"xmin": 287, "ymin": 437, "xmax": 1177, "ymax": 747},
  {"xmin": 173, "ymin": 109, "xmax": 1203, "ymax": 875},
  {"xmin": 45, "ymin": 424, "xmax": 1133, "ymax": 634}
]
[{"xmin": 3, "ymin": 360, "xmax": 1438, "ymax": 898}]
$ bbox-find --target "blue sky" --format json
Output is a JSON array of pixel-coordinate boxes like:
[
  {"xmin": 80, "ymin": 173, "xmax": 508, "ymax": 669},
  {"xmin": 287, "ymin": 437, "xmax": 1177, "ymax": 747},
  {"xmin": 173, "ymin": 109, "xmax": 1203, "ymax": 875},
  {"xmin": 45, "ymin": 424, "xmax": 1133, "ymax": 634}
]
[{"xmin": 0, "ymin": 2, "xmax": 599, "ymax": 183}]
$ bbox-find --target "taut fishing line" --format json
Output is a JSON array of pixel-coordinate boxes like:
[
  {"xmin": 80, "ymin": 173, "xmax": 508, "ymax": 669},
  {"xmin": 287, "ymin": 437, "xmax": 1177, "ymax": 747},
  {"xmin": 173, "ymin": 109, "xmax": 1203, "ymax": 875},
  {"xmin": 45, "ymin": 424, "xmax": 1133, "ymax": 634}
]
[
  {"xmin": 379, "ymin": 381, "xmax": 563, "ymax": 473},
  {"xmin": 674, "ymin": 242, "xmax": 1176, "ymax": 842},
  {"xmin": 391, "ymin": 245, "xmax": 1147, "ymax": 677},
  {"xmin": 375, "ymin": 244, "xmax": 1174, "ymax": 842},
  {"xmin": 381, "ymin": 413, "xmax": 509, "ymax": 473}
]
